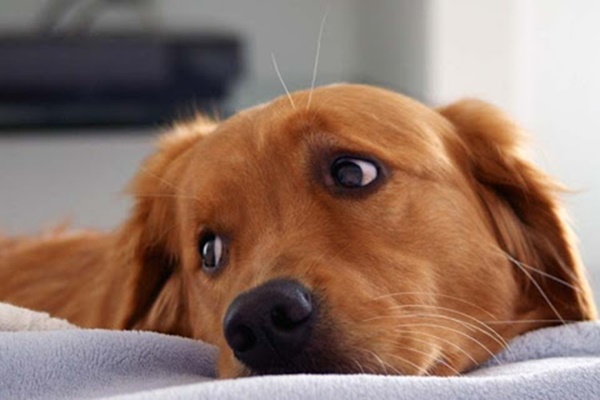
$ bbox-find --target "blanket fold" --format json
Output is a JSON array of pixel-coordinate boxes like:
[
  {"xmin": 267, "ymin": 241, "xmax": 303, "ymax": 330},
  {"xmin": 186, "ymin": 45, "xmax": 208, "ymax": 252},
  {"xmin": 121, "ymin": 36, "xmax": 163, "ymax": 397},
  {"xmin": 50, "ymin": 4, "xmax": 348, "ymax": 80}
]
[{"xmin": 0, "ymin": 302, "xmax": 74, "ymax": 331}]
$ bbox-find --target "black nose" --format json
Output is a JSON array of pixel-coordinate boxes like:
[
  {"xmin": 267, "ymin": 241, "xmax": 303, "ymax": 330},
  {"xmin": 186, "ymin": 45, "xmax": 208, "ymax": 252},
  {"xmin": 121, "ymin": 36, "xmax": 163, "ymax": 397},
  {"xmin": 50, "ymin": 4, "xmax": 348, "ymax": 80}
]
[{"xmin": 223, "ymin": 279, "xmax": 314, "ymax": 371}]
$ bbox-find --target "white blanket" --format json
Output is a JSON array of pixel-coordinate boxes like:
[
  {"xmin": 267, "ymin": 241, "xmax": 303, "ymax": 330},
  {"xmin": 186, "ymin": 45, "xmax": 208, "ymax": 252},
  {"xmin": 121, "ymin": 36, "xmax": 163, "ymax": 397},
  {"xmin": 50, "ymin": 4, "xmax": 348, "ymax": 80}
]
[{"xmin": 1, "ymin": 302, "xmax": 599, "ymax": 400}]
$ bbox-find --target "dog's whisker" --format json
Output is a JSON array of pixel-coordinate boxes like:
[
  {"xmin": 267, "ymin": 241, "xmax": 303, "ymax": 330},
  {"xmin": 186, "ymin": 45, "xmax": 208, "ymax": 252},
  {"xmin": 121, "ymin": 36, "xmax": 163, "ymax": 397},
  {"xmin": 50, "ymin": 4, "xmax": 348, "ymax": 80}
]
[
  {"xmin": 383, "ymin": 353, "xmax": 430, "ymax": 376},
  {"xmin": 530, "ymin": 235, "xmax": 580, "ymax": 283},
  {"xmin": 306, "ymin": 10, "xmax": 328, "ymax": 110},
  {"xmin": 351, "ymin": 356, "xmax": 367, "ymax": 374},
  {"xmin": 502, "ymin": 251, "xmax": 566, "ymax": 324},
  {"xmin": 392, "ymin": 328, "xmax": 479, "ymax": 365},
  {"xmin": 373, "ymin": 291, "xmax": 497, "ymax": 318},
  {"xmin": 486, "ymin": 244, "xmax": 573, "ymax": 325},
  {"xmin": 383, "ymin": 360, "xmax": 403, "ymax": 376},
  {"xmin": 368, "ymin": 311, "xmax": 509, "ymax": 352},
  {"xmin": 506, "ymin": 253, "xmax": 583, "ymax": 293},
  {"xmin": 363, "ymin": 349, "xmax": 389, "ymax": 375},
  {"xmin": 389, "ymin": 321, "xmax": 500, "ymax": 363},
  {"xmin": 387, "ymin": 304, "xmax": 509, "ymax": 350},
  {"xmin": 374, "ymin": 336, "xmax": 460, "ymax": 375},
  {"xmin": 483, "ymin": 319, "xmax": 579, "ymax": 324},
  {"xmin": 271, "ymin": 53, "xmax": 296, "ymax": 109},
  {"xmin": 390, "ymin": 344, "xmax": 460, "ymax": 375},
  {"xmin": 363, "ymin": 351, "xmax": 402, "ymax": 376}
]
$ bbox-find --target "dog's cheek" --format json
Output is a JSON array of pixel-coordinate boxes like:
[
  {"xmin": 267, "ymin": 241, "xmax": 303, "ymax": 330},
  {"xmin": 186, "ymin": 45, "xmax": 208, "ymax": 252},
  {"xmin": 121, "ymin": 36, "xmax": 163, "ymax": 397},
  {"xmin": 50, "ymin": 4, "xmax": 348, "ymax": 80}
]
[{"xmin": 179, "ymin": 275, "xmax": 219, "ymax": 342}]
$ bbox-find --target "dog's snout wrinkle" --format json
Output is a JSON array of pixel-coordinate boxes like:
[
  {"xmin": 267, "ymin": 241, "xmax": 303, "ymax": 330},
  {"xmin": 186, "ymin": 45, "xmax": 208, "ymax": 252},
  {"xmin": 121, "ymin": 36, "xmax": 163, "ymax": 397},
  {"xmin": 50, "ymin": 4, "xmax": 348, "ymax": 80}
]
[{"xmin": 223, "ymin": 279, "xmax": 315, "ymax": 372}]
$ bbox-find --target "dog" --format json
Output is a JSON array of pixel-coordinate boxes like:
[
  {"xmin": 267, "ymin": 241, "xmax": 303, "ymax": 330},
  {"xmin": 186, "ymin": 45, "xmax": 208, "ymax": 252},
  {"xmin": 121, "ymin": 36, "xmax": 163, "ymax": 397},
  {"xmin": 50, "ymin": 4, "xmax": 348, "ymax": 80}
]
[{"xmin": 0, "ymin": 84, "xmax": 596, "ymax": 378}]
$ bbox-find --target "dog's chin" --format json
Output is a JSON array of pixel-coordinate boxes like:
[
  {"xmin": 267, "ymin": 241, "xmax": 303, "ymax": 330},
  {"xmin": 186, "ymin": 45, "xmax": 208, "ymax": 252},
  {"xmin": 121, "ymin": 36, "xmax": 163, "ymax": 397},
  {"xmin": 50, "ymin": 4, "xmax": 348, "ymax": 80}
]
[
  {"xmin": 235, "ymin": 355, "xmax": 372, "ymax": 377},
  {"xmin": 225, "ymin": 344, "xmax": 352, "ymax": 377},
  {"xmin": 224, "ymin": 344, "xmax": 400, "ymax": 377}
]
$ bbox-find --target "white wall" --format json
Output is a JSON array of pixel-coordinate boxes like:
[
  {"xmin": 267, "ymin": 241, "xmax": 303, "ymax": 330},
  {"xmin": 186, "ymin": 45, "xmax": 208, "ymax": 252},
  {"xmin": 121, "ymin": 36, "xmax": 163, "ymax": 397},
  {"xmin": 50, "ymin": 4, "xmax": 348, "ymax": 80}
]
[
  {"xmin": 422, "ymin": 0, "xmax": 600, "ymax": 300},
  {"xmin": 0, "ymin": 133, "xmax": 154, "ymax": 233},
  {"xmin": 425, "ymin": 0, "xmax": 522, "ymax": 114},
  {"xmin": 356, "ymin": 0, "xmax": 428, "ymax": 99},
  {"xmin": 527, "ymin": 0, "xmax": 600, "ymax": 296}
]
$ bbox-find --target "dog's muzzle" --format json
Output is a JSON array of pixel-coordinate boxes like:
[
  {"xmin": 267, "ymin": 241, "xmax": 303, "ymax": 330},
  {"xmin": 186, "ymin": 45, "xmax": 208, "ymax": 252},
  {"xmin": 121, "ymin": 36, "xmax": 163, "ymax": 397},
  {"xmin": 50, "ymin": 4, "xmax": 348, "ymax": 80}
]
[{"xmin": 223, "ymin": 279, "xmax": 315, "ymax": 373}]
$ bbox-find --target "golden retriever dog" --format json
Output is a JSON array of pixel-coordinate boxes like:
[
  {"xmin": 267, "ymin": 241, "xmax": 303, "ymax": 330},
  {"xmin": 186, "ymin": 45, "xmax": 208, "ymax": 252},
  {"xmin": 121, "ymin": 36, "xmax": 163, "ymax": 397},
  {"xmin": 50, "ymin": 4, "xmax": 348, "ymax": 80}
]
[{"xmin": 0, "ymin": 84, "xmax": 597, "ymax": 378}]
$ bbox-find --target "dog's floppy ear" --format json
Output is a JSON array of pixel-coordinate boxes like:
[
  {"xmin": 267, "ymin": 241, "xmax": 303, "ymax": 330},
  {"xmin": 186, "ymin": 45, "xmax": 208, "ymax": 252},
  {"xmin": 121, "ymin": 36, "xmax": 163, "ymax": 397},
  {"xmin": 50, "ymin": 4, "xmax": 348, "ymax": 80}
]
[
  {"xmin": 113, "ymin": 117, "xmax": 217, "ymax": 334},
  {"xmin": 439, "ymin": 100, "xmax": 597, "ymax": 322}
]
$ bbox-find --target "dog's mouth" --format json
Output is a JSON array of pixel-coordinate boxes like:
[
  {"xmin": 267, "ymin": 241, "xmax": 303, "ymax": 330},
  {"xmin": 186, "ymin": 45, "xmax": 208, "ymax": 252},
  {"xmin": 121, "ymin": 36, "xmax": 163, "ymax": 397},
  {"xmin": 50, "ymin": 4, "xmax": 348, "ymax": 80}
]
[{"xmin": 223, "ymin": 279, "xmax": 363, "ymax": 375}]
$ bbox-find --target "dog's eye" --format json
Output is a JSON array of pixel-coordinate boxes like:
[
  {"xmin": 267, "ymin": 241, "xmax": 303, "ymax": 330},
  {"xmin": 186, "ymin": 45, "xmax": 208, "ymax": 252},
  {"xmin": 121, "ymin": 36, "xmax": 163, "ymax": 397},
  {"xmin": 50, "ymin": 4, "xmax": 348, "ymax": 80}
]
[
  {"xmin": 198, "ymin": 232, "xmax": 224, "ymax": 272},
  {"xmin": 331, "ymin": 157, "xmax": 379, "ymax": 188}
]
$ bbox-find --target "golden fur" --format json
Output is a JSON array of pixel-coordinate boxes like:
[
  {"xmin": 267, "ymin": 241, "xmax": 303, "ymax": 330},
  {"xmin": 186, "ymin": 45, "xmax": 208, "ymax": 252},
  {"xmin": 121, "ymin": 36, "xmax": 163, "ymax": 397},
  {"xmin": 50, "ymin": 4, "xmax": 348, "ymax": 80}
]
[{"xmin": 0, "ymin": 84, "xmax": 596, "ymax": 377}]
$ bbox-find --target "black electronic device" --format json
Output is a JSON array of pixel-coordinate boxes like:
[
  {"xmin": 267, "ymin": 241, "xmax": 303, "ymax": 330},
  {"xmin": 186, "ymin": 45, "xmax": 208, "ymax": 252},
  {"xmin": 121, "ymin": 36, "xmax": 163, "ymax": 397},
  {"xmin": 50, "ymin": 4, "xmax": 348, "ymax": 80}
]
[{"xmin": 0, "ymin": 34, "xmax": 242, "ymax": 130}]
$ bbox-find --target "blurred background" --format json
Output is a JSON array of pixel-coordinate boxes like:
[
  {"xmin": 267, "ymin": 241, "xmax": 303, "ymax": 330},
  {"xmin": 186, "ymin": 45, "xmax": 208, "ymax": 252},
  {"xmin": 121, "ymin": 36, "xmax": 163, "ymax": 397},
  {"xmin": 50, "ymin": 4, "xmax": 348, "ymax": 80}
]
[{"xmin": 0, "ymin": 0, "xmax": 598, "ymax": 303}]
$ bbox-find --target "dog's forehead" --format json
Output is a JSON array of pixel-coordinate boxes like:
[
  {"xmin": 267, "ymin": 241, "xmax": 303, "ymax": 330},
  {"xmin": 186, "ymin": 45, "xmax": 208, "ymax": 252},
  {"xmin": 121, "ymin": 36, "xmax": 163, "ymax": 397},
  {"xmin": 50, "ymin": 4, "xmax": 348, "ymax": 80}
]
[{"xmin": 189, "ymin": 84, "xmax": 453, "ymax": 184}]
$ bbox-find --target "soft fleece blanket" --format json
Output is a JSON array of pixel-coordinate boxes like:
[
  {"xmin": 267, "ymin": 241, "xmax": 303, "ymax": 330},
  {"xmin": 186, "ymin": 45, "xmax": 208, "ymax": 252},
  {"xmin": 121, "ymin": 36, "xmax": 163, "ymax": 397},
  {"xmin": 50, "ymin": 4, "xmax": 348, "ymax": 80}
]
[{"xmin": 1, "ymin": 303, "xmax": 599, "ymax": 400}]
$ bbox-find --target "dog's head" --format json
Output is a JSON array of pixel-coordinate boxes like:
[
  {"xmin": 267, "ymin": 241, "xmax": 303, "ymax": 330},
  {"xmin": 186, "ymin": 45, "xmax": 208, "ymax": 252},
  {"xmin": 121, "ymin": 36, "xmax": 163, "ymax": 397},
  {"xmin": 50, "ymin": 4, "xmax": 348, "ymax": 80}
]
[{"xmin": 113, "ymin": 84, "xmax": 596, "ymax": 377}]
